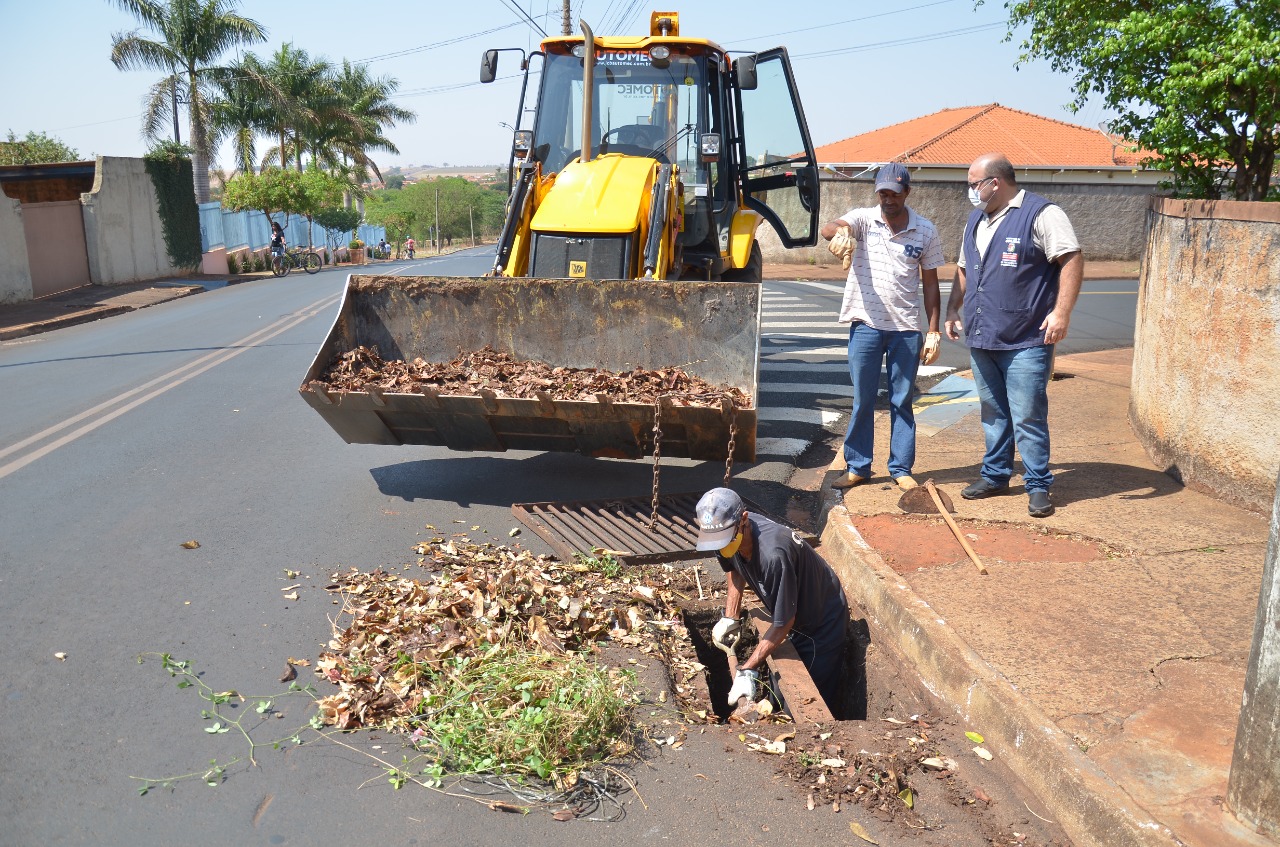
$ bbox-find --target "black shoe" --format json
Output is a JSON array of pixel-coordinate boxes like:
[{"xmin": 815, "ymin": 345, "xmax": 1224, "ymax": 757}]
[
  {"xmin": 1028, "ymin": 490, "xmax": 1055, "ymax": 517},
  {"xmin": 961, "ymin": 478, "xmax": 1008, "ymax": 500}
]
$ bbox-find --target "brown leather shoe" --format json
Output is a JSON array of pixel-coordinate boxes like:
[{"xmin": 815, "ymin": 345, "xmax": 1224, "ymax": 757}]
[{"xmin": 832, "ymin": 472, "xmax": 868, "ymax": 489}]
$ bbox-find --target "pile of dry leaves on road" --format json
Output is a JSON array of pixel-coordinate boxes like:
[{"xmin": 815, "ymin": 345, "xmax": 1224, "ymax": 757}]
[
  {"xmin": 313, "ymin": 535, "xmax": 720, "ymax": 786},
  {"xmin": 313, "ymin": 345, "xmax": 752, "ymax": 408}
]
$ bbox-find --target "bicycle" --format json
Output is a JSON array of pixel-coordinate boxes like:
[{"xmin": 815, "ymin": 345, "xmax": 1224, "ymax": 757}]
[{"xmin": 271, "ymin": 247, "xmax": 322, "ymax": 277}]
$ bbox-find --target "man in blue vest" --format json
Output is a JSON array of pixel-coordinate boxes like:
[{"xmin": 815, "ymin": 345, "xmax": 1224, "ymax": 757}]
[{"xmin": 943, "ymin": 153, "xmax": 1083, "ymax": 518}]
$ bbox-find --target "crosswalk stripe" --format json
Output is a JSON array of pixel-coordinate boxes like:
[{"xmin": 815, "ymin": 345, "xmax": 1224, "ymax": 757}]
[
  {"xmin": 757, "ymin": 407, "xmax": 843, "ymax": 427},
  {"xmin": 762, "ymin": 382, "xmax": 855, "ymax": 397},
  {"xmin": 760, "ymin": 362, "xmax": 849, "ymax": 373}
]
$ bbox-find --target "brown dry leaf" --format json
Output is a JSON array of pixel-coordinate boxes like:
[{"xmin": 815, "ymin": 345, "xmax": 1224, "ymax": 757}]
[
  {"xmin": 552, "ymin": 809, "xmax": 574, "ymax": 821},
  {"xmin": 286, "ymin": 657, "xmax": 311, "ymax": 667},
  {"xmin": 973, "ymin": 788, "xmax": 993, "ymax": 804},
  {"xmin": 180, "ymin": 540, "xmax": 200, "ymax": 549},
  {"xmin": 279, "ymin": 664, "xmax": 297, "ymax": 683},
  {"xmin": 849, "ymin": 821, "xmax": 878, "ymax": 843},
  {"xmin": 488, "ymin": 801, "xmax": 528, "ymax": 814}
]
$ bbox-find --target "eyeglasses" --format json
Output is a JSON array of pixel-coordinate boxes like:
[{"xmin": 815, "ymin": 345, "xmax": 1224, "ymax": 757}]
[{"xmin": 967, "ymin": 176, "xmax": 995, "ymax": 190}]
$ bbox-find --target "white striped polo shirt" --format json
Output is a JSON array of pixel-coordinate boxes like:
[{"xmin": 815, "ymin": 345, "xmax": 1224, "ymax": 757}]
[{"xmin": 837, "ymin": 206, "xmax": 945, "ymax": 331}]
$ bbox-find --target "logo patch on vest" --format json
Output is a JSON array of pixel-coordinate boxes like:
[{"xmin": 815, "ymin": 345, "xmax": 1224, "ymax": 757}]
[{"xmin": 1000, "ymin": 236, "xmax": 1021, "ymax": 268}]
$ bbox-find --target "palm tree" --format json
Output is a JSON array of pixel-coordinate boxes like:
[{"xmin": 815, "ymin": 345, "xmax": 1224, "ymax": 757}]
[
  {"xmin": 110, "ymin": 0, "xmax": 266, "ymax": 202},
  {"xmin": 331, "ymin": 60, "xmax": 416, "ymax": 188},
  {"xmin": 261, "ymin": 43, "xmax": 334, "ymax": 171},
  {"xmin": 209, "ymin": 51, "xmax": 277, "ymax": 177}
]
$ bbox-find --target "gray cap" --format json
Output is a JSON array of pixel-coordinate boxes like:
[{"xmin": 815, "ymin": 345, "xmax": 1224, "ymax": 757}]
[
  {"xmin": 875, "ymin": 162, "xmax": 910, "ymax": 193},
  {"xmin": 694, "ymin": 487, "xmax": 744, "ymax": 551}
]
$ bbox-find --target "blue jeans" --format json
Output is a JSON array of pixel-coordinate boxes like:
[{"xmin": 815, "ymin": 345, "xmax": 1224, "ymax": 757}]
[
  {"xmin": 969, "ymin": 344, "xmax": 1054, "ymax": 491},
  {"xmin": 843, "ymin": 322, "xmax": 922, "ymax": 479}
]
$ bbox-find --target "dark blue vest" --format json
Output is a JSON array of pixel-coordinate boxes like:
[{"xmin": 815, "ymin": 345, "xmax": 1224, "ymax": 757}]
[{"xmin": 961, "ymin": 191, "xmax": 1060, "ymax": 350}]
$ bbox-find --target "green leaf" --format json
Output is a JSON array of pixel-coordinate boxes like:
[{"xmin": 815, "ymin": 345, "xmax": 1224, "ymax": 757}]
[
  {"xmin": 898, "ymin": 787, "xmax": 913, "ymax": 808},
  {"xmin": 138, "ymin": 786, "xmax": 149, "ymax": 796},
  {"xmin": 965, "ymin": 731, "xmax": 985, "ymax": 744}
]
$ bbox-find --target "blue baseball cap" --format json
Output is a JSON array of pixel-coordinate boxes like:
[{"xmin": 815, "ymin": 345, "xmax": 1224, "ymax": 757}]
[
  {"xmin": 694, "ymin": 487, "xmax": 744, "ymax": 551},
  {"xmin": 875, "ymin": 162, "xmax": 910, "ymax": 193}
]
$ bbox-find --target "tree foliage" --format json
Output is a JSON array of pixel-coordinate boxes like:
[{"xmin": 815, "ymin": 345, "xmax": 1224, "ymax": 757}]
[
  {"xmin": 1, "ymin": 130, "xmax": 81, "ymax": 165},
  {"xmin": 395, "ymin": 177, "xmax": 508, "ymax": 245},
  {"xmin": 1002, "ymin": 0, "xmax": 1280, "ymax": 200},
  {"xmin": 109, "ymin": 0, "xmax": 267, "ymax": 203}
]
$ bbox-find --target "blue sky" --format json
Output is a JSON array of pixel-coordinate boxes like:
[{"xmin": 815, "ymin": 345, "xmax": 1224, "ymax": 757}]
[{"xmin": 2, "ymin": 0, "xmax": 1111, "ymax": 170}]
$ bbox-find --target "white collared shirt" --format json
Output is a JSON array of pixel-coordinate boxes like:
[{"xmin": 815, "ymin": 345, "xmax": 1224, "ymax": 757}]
[{"xmin": 837, "ymin": 206, "xmax": 944, "ymax": 331}]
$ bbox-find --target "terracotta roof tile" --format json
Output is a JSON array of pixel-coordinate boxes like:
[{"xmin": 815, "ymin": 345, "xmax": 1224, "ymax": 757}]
[{"xmin": 815, "ymin": 103, "xmax": 1150, "ymax": 168}]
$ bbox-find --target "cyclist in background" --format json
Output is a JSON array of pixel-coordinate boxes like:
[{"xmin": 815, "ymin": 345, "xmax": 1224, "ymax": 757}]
[{"xmin": 270, "ymin": 221, "xmax": 285, "ymax": 260}]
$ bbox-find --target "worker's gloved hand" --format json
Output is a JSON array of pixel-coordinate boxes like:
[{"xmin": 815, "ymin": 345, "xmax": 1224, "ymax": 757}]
[
  {"xmin": 920, "ymin": 331, "xmax": 942, "ymax": 365},
  {"xmin": 828, "ymin": 228, "xmax": 856, "ymax": 270},
  {"xmin": 727, "ymin": 668, "xmax": 760, "ymax": 705},
  {"xmin": 712, "ymin": 616, "xmax": 742, "ymax": 652}
]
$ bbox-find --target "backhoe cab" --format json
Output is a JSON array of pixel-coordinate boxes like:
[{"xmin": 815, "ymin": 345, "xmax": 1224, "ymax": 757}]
[{"xmin": 482, "ymin": 11, "xmax": 820, "ymax": 284}]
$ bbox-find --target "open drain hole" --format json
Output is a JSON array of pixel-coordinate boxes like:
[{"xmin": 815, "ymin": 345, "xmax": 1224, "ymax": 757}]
[{"xmin": 679, "ymin": 603, "xmax": 870, "ymax": 722}]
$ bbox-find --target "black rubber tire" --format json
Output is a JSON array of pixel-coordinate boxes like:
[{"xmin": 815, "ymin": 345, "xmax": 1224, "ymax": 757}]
[
  {"xmin": 721, "ymin": 242, "xmax": 762, "ymax": 285},
  {"xmin": 304, "ymin": 252, "xmax": 321, "ymax": 274},
  {"xmin": 271, "ymin": 255, "xmax": 287, "ymax": 277}
]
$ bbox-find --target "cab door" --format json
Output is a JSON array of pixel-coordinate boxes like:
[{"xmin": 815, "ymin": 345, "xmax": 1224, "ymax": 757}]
[{"xmin": 733, "ymin": 47, "xmax": 820, "ymax": 247}]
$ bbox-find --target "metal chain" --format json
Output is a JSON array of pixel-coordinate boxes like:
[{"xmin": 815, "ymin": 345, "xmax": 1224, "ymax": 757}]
[
  {"xmin": 649, "ymin": 397, "xmax": 663, "ymax": 531},
  {"xmin": 723, "ymin": 398, "xmax": 738, "ymax": 487}
]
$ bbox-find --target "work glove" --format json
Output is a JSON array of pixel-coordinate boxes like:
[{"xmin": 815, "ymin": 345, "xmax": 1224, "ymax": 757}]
[
  {"xmin": 920, "ymin": 331, "xmax": 941, "ymax": 365},
  {"xmin": 726, "ymin": 668, "xmax": 760, "ymax": 706},
  {"xmin": 827, "ymin": 227, "xmax": 855, "ymax": 270},
  {"xmin": 711, "ymin": 616, "xmax": 742, "ymax": 653}
]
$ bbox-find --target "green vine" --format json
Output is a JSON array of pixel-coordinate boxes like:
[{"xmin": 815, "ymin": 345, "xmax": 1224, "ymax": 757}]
[{"xmin": 143, "ymin": 142, "xmax": 202, "ymax": 270}]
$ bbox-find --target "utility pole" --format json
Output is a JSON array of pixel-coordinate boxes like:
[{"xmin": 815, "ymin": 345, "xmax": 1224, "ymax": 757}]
[
  {"xmin": 435, "ymin": 186, "xmax": 441, "ymax": 253},
  {"xmin": 1228, "ymin": 470, "xmax": 1280, "ymax": 837},
  {"xmin": 469, "ymin": 205, "xmax": 475, "ymax": 246},
  {"xmin": 562, "ymin": 0, "xmax": 571, "ymax": 35},
  {"xmin": 170, "ymin": 73, "xmax": 181, "ymax": 145}
]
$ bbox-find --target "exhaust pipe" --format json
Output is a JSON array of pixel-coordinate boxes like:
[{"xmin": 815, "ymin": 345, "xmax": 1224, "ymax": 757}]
[{"xmin": 580, "ymin": 19, "xmax": 595, "ymax": 164}]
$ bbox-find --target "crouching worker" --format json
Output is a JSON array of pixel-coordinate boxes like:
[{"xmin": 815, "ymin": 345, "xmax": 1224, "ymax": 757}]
[{"xmin": 695, "ymin": 487, "xmax": 849, "ymax": 712}]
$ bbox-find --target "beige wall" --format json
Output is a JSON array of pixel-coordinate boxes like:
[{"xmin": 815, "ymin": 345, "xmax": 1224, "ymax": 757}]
[
  {"xmin": 81, "ymin": 156, "xmax": 187, "ymax": 285},
  {"xmin": 1130, "ymin": 197, "xmax": 1280, "ymax": 514},
  {"xmin": 758, "ymin": 176, "xmax": 1157, "ymax": 267},
  {"xmin": 0, "ymin": 196, "xmax": 33, "ymax": 304}
]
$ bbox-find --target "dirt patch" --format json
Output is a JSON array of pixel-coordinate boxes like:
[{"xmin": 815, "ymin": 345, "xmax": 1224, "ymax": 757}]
[{"xmin": 853, "ymin": 513, "xmax": 1109, "ymax": 573}]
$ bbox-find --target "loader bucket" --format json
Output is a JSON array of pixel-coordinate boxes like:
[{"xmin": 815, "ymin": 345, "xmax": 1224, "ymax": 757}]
[{"xmin": 299, "ymin": 275, "xmax": 759, "ymax": 461}]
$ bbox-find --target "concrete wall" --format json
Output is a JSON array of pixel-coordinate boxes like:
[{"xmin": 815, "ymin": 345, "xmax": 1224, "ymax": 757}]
[
  {"xmin": 1130, "ymin": 197, "xmax": 1280, "ymax": 514},
  {"xmin": 758, "ymin": 176, "xmax": 1157, "ymax": 267},
  {"xmin": 81, "ymin": 156, "xmax": 187, "ymax": 285},
  {"xmin": 0, "ymin": 196, "xmax": 33, "ymax": 304}
]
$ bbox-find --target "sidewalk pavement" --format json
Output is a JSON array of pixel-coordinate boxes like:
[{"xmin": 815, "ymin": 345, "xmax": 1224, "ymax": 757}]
[
  {"xmin": 817, "ymin": 346, "xmax": 1273, "ymax": 847},
  {"xmin": 0, "ymin": 279, "xmax": 215, "ymax": 341}
]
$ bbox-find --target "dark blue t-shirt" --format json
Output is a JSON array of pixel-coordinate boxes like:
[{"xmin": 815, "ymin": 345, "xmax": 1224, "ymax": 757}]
[{"xmin": 717, "ymin": 515, "xmax": 847, "ymax": 641}]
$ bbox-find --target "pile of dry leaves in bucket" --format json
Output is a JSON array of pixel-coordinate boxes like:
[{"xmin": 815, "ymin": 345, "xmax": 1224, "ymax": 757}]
[{"xmin": 313, "ymin": 345, "xmax": 752, "ymax": 408}]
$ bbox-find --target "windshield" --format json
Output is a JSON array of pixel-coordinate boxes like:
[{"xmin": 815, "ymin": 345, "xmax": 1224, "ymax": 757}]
[{"xmin": 532, "ymin": 48, "xmax": 708, "ymax": 181}]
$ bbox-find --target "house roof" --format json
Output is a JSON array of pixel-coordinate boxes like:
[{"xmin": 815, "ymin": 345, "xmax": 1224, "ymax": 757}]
[{"xmin": 814, "ymin": 103, "xmax": 1146, "ymax": 169}]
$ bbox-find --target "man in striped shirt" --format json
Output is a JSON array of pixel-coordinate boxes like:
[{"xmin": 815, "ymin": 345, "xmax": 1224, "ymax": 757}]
[{"xmin": 820, "ymin": 163, "xmax": 944, "ymax": 491}]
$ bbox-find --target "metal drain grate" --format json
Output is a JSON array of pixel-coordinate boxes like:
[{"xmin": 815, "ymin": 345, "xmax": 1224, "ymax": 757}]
[{"xmin": 512, "ymin": 493, "xmax": 810, "ymax": 565}]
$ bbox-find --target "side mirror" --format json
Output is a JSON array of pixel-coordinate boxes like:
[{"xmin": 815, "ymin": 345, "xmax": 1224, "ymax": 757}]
[
  {"xmin": 699, "ymin": 133, "xmax": 721, "ymax": 163},
  {"xmin": 512, "ymin": 130, "xmax": 533, "ymax": 160},
  {"xmin": 480, "ymin": 49, "xmax": 499, "ymax": 83},
  {"xmin": 735, "ymin": 55, "xmax": 757, "ymax": 91}
]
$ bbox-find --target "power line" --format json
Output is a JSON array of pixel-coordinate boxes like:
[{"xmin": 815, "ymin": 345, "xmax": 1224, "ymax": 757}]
[
  {"xmin": 497, "ymin": 0, "xmax": 548, "ymax": 37},
  {"xmin": 725, "ymin": 0, "xmax": 964, "ymax": 46},
  {"xmin": 792, "ymin": 22, "xmax": 1007, "ymax": 60},
  {"xmin": 355, "ymin": 22, "xmax": 523, "ymax": 64}
]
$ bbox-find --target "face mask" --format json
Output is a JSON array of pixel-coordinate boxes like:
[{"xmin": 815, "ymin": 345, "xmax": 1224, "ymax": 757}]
[
  {"xmin": 968, "ymin": 186, "xmax": 988, "ymax": 211},
  {"xmin": 719, "ymin": 532, "xmax": 744, "ymax": 559}
]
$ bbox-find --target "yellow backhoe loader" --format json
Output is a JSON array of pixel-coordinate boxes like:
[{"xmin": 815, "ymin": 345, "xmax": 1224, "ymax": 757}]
[{"xmin": 300, "ymin": 11, "xmax": 820, "ymax": 463}]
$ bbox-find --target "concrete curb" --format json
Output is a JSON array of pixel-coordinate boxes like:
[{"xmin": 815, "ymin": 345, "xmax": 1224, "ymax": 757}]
[
  {"xmin": 0, "ymin": 306, "xmax": 131, "ymax": 341},
  {"xmin": 818, "ymin": 504, "xmax": 1181, "ymax": 847}
]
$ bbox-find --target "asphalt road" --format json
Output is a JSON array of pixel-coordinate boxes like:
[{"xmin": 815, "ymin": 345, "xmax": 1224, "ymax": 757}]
[{"xmin": 0, "ymin": 251, "xmax": 1132, "ymax": 845}]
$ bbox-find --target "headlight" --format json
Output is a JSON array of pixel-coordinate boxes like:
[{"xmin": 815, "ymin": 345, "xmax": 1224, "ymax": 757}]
[
  {"xmin": 650, "ymin": 46, "xmax": 670, "ymax": 61},
  {"xmin": 571, "ymin": 44, "xmax": 585, "ymax": 58}
]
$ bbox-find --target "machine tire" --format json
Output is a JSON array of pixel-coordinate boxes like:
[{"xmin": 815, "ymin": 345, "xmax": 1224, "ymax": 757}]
[{"xmin": 721, "ymin": 242, "xmax": 762, "ymax": 285}]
